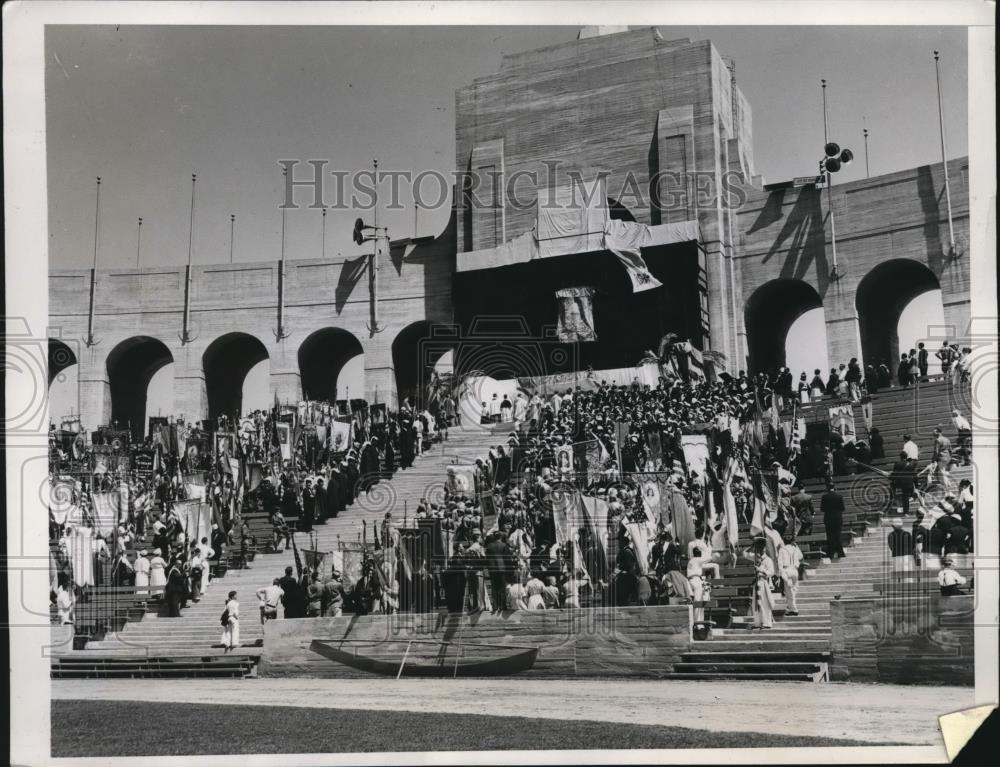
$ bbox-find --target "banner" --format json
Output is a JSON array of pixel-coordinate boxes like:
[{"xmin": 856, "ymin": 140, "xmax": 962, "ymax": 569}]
[
  {"xmin": 175, "ymin": 499, "xmax": 212, "ymax": 545},
  {"xmin": 579, "ymin": 494, "xmax": 610, "ymax": 556},
  {"xmin": 624, "ymin": 521, "xmax": 650, "ymax": 575},
  {"xmin": 829, "ymin": 404, "xmax": 857, "ymax": 444},
  {"xmin": 340, "ymin": 550, "xmax": 365, "ymax": 590},
  {"xmin": 555, "ymin": 286, "xmax": 597, "ymax": 343},
  {"xmin": 445, "ymin": 465, "xmax": 477, "ymax": 497},
  {"xmin": 90, "ymin": 492, "xmax": 119, "ymax": 535},
  {"xmin": 680, "ymin": 434, "xmax": 710, "ymax": 478},
  {"xmin": 554, "ymin": 444, "xmax": 575, "ymax": 475},
  {"xmin": 516, "ymin": 370, "xmax": 599, "ymax": 398},
  {"xmin": 276, "ymin": 422, "xmax": 292, "ymax": 461},
  {"xmin": 330, "ymin": 420, "xmax": 352, "ymax": 452},
  {"xmin": 551, "ymin": 488, "xmax": 577, "ymax": 546}
]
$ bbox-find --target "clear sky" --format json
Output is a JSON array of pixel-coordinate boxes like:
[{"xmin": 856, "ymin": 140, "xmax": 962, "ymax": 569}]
[{"xmin": 45, "ymin": 25, "xmax": 968, "ymax": 423}]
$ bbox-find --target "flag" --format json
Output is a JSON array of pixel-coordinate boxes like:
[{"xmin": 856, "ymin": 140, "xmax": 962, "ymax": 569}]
[
  {"xmin": 861, "ymin": 399, "xmax": 874, "ymax": 433},
  {"xmin": 624, "ymin": 522, "xmax": 650, "ymax": 575},
  {"xmin": 721, "ymin": 456, "xmax": 740, "ymax": 549},
  {"xmin": 791, "ymin": 418, "xmax": 807, "ymax": 455},
  {"xmin": 551, "ymin": 487, "xmax": 577, "ymax": 546},
  {"xmin": 291, "ymin": 533, "xmax": 303, "ymax": 578},
  {"xmin": 749, "ymin": 469, "xmax": 777, "ymax": 538},
  {"xmin": 608, "ymin": 246, "xmax": 663, "ymax": 293},
  {"xmin": 397, "ymin": 536, "xmax": 413, "ymax": 581}
]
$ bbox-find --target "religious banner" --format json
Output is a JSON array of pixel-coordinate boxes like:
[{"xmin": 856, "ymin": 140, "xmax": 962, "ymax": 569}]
[
  {"xmin": 555, "ymin": 286, "xmax": 597, "ymax": 343},
  {"xmin": 90, "ymin": 492, "xmax": 119, "ymax": 535},
  {"xmin": 680, "ymin": 434, "xmax": 710, "ymax": 478},
  {"xmin": 133, "ymin": 449, "xmax": 155, "ymax": 480},
  {"xmin": 330, "ymin": 419, "xmax": 352, "ymax": 452},
  {"xmin": 578, "ymin": 494, "xmax": 610, "ymax": 556},
  {"xmin": 480, "ymin": 491, "xmax": 498, "ymax": 532},
  {"xmin": 861, "ymin": 397, "xmax": 874, "ymax": 433},
  {"xmin": 340, "ymin": 549, "xmax": 365, "ymax": 590},
  {"xmin": 791, "ymin": 417, "xmax": 807, "ymax": 455},
  {"xmin": 248, "ymin": 463, "xmax": 264, "ymax": 492},
  {"xmin": 551, "ymin": 488, "xmax": 576, "ymax": 546},
  {"xmin": 175, "ymin": 499, "xmax": 212, "ymax": 545},
  {"xmin": 445, "ymin": 465, "xmax": 477, "ymax": 497},
  {"xmin": 829, "ymin": 404, "xmax": 857, "ymax": 444},
  {"xmin": 276, "ymin": 422, "xmax": 292, "ymax": 461},
  {"xmin": 554, "ymin": 444, "xmax": 575, "ymax": 475}
]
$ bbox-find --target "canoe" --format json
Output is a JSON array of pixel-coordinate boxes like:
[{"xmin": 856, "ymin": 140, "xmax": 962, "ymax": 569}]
[{"xmin": 310, "ymin": 638, "xmax": 539, "ymax": 677}]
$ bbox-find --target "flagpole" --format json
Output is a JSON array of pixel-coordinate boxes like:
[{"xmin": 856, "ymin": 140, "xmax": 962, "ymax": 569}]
[
  {"xmin": 230, "ymin": 214, "xmax": 236, "ymax": 263},
  {"xmin": 933, "ymin": 51, "xmax": 956, "ymax": 255},
  {"xmin": 321, "ymin": 208, "xmax": 327, "ymax": 259},
  {"xmin": 821, "ymin": 79, "xmax": 840, "ymax": 280},
  {"xmin": 862, "ymin": 128, "xmax": 870, "ymax": 178},
  {"xmin": 135, "ymin": 217, "xmax": 143, "ymax": 269},
  {"xmin": 85, "ymin": 177, "xmax": 101, "ymax": 347}
]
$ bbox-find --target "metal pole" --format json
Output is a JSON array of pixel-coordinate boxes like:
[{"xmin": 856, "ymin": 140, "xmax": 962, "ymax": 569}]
[
  {"xmin": 821, "ymin": 79, "xmax": 829, "ymax": 146},
  {"xmin": 934, "ymin": 51, "xmax": 956, "ymax": 253},
  {"xmin": 322, "ymin": 208, "xmax": 327, "ymax": 259},
  {"xmin": 370, "ymin": 159, "xmax": 380, "ymax": 336},
  {"xmin": 863, "ymin": 129, "xmax": 870, "ymax": 178},
  {"xmin": 181, "ymin": 174, "xmax": 196, "ymax": 343},
  {"xmin": 136, "ymin": 217, "xmax": 143, "ymax": 269},
  {"xmin": 86, "ymin": 177, "xmax": 101, "ymax": 346},
  {"xmin": 230, "ymin": 214, "xmax": 235, "ymax": 263},
  {"xmin": 822, "ymin": 80, "xmax": 839, "ymax": 278}
]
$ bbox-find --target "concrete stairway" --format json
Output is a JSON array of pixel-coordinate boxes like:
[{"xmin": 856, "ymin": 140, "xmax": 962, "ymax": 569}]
[{"xmin": 56, "ymin": 423, "xmax": 507, "ymax": 664}]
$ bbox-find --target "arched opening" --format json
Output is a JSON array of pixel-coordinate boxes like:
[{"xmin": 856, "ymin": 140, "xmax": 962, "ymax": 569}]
[
  {"xmin": 856, "ymin": 259, "xmax": 941, "ymax": 370},
  {"xmin": 392, "ymin": 321, "xmax": 453, "ymax": 410},
  {"xmin": 784, "ymin": 308, "xmax": 830, "ymax": 380},
  {"xmin": 608, "ymin": 198, "xmax": 637, "ymax": 222},
  {"xmin": 298, "ymin": 328, "xmax": 364, "ymax": 403},
  {"xmin": 744, "ymin": 279, "xmax": 824, "ymax": 376},
  {"xmin": 106, "ymin": 336, "xmax": 174, "ymax": 440},
  {"xmin": 48, "ymin": 339, "xmax": 79, "ymax": 427},
  {"xmin": 203, "ymin": 333, "xmax": 270, "ymax": 420}
]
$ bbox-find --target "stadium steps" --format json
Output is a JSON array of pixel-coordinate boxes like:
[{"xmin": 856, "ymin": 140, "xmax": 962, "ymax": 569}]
[
  {"xmin": 50, "ymin": 655, "xmax": 257, "ymax": 679},
  {"xmin": 51, "ymin": 423, "xmax": 505, "ymax": 676}
]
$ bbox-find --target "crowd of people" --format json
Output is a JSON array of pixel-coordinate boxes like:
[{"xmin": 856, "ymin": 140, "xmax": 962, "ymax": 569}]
[{"xmin": 50, "ymin": 341, "xmax": 975, "ymax": 637}]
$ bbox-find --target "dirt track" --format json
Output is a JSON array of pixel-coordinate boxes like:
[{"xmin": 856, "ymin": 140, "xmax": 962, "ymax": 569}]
[{"xmin": 52, "ymin": 677, "xmax": 971, "ymax": 748}]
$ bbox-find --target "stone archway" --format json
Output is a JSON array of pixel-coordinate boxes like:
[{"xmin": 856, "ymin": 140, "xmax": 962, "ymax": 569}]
[
  {"xmin": 106, "ymin": 336, "xmax": 174, "ymax": 439},
  {"xmin": 297, "ymin": 327, "xmax": 364, "ymax": 403},
  {"xmin": 856, "ymin": 259, "xmax": 941, "ymax": 370},
  {"xmin": 744, "ymin": 279, "xmax": 824, "ymax": 376},
  {"xmin": 203, "ymin": 332, "xmax": 270, "ymax": 420}
]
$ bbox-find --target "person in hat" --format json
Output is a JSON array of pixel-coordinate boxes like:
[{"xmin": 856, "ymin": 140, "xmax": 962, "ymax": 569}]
[{"xmin": 937, "ymin": 558, "xmax": 968, "ymax": 596}]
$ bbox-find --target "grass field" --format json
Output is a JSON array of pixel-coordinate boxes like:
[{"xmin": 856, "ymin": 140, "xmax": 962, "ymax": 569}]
[{"xmin": 52, "ymin": 700, "xmax": 875, "ymax": 756}]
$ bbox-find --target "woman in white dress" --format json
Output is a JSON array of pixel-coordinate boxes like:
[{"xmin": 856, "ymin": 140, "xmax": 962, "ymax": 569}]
[
  {"xmin": 133, "ymin": 550, "xmax": 151, "ymax": 596},
  {"xmin": 148, "ymin": 548, "xmax": 167, "ymax": 597},
  {"xmin": 506, "ymin": 580, "xmax": 528, "ymax": 611},
  {"xmin": 525, "ymin": 574, "xmax": 546, "ymax": 609},
  {"xmin": 55, "ymin": 578, "xmax": 75, "ymax": 625},
  {"xmin": 221, "ymin": 590, "xmax": 239, "ymax": 651}
]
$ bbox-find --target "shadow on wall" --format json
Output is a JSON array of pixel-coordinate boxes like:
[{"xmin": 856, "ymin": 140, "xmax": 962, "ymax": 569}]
[{"xmin": 753, "ymin": 188, "xmax": 831, "ymax": 297}]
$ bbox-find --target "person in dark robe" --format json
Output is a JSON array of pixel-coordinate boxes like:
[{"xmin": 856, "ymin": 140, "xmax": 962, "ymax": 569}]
[
  {"xmin": 164, "ymin": 556, "xmax": 187, "ymax": 617},
  {"xmin": 897, "ymin": 354, "xmax": 911, "ymax": 387},
  {"xmin": 399, "ymin": 418, "xmax": 415, "ymax": 469},
  {"xmin": 345, "ymin": 457, "xmax": 360, "ymax": 506},
  {"xmin": 327, "ymin": 466, "xmax": 343, "ymax": 517},
  {"xmin": 300, "ymin": 479, "xmax": 315, "ymax": 532},
  {"xmin": 441, "ymin": 549, "xmax": 467, "ymax": 613},
  {"xmin": 314, "ymin": 477, "xmax": 328, "ymax": 524},
  {"xmin": 825, "ymin": 368, "xmax": 840, "ymax": 396},
  {"xmin": 383, "ymin": 437, "xmax": 396, "ymax": 480},
  {"xmin": 614, "ymin": 539, "xmax": 640, "ymax": 607},
  {"xmin": 869, "ymin": 428, "xmax": 885, "ymax": 460},
  {"xmin": 821, "ymin": 481, "xmax": 846, "ymax": 559},
  {"xmin": 278, "ymin": 566, "xmax": 306, "ymax": 619}
]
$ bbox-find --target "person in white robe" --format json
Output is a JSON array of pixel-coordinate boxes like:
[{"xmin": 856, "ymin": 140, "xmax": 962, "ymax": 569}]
[
  {"xmin": 148, "ymin": 548, "xmax": 167, "ymax": 597},
  {"xmin": 133, "ymin": 550, "xmax": 151, "ymax": 595}
]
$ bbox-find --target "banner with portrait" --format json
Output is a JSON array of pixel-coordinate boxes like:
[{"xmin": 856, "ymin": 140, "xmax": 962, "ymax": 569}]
[
  {"xmin": 555, "ymin": 286, "xmax": 597, "ymax": 343},
  {"xmin": 445, "ymin": 465, "xmax": 477, "ymax": 497}
]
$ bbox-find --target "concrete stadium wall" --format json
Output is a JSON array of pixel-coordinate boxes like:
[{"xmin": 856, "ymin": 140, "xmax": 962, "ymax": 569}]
[
  {"xmin": 735, "ymin": 158, "xmax": 971, "ymax": 373},
  {"xmin": 829, "ymin": 594, "xmax": 974, "ymax": 685},
  {"xmin": 260, "ymin": 605, "xmax": 693, "ymax": 678},
  {"xmin": 48, "ymin": 224, "xmax": 455, "ymax": 427},
  {"xmin": 455, "ymin": 28, "xmax": 755, "ymax": 365}
]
